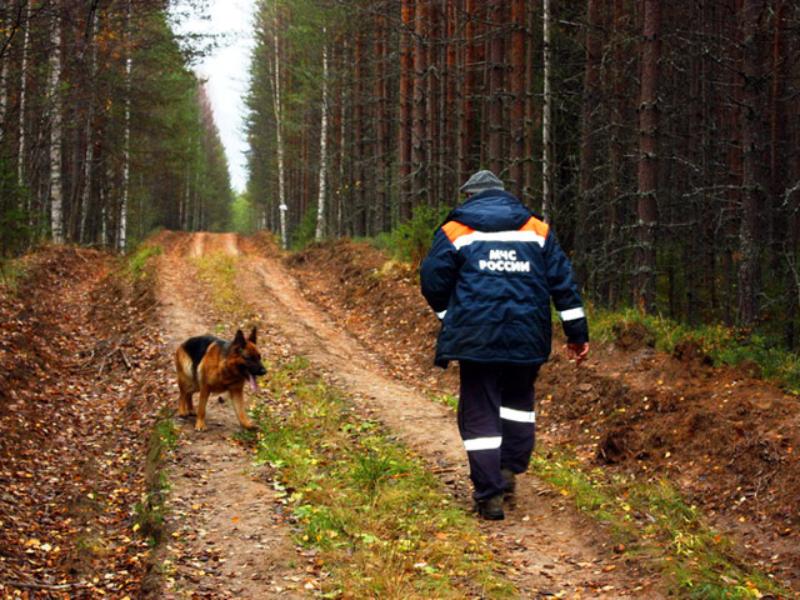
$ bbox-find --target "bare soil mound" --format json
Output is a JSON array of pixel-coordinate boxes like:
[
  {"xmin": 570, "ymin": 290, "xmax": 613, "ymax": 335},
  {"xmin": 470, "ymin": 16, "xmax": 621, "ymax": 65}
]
[{"xmin": 287, "ymin": 238, "xmax": 800, "ymax": 587}]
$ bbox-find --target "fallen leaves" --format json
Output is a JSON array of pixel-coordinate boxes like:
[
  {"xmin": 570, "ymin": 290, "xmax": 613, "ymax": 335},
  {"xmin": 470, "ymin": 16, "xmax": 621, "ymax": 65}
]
[{"xmin": 0, "ymin": 246, "xmax": 170, "ymax": 596}]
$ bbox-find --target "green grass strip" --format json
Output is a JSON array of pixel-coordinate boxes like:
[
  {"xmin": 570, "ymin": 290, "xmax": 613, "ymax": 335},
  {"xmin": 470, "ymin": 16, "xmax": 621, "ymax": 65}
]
[
  {"xmin": 192, "ymin": 252, "xmax": 251, "ymax": 326},
  {"xmin": 126, "ymin": 243, "xmax": 163, "ymax": 281},
  {"xmin": 252, "ymin": 356, "xmax": 516, "ymax": 599},
  {"xmin": 530, "ymin": 448, "xmax": 789, "ymax": 599}
]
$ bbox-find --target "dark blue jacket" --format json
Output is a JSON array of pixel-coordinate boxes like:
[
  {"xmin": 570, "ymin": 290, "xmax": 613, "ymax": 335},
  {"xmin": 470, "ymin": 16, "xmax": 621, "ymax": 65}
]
[{"xmin": 420, "ymin": 190, "xmax": 588, "ymax": 367}]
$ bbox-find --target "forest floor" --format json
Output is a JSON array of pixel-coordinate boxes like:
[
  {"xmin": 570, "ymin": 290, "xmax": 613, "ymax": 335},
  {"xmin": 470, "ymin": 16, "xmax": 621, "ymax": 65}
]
[{"xmin": 0, "ymin": 232, "xmax": 797, "ymax": 598}]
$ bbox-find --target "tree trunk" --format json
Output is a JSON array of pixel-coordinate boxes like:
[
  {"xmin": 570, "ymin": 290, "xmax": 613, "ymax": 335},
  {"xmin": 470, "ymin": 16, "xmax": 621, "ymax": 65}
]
[
  {"xmin": 315, "ymin": 37, "xmax": 329, "ymax": 242},
  {"xmin": 577, "ymin": 0, "xmax": 602, "ymax": 263},
  {"xmin": 272, "ymin": 11, "xmax": 287, "ymax": 249},
  {"xmin": 541, "ymin": 0, "xmax": 553, "ymax": 218},
  {"xmin": 633, "ymin": 0, "xmax": 661, "ymax": 312},
  {"xmin": 737, "ymin": 0, "xmax": 766, "ymax": 325},
  {"xmin": 509, "ymin": 0, "xmax": 526, "ymax": 198},
  {"xmin": 0, "ymin": 5, "xmax": 7, "ymax": 136},
  {"xmin": 399, "ymin": 0, "xmax": 413, "ymax": 220},
  {"xmin": 460, "ymin": 0, "xmax": 476, "ymax": 182},
  {"xmin": 487, "ymin": 0, "xmax": 505, "ymax": 175},
  {"xmin": 17, "ymin": 0, "xmax": 31, "ymax": 187},
  {"xmin": 119, "ymin": 0, "xmax": 133, "ymax": 251},
  {"xmin": 48, "ymin": 6, "xmax": 64, "ymax": 244},
  {"xmin": 412, "ymin": 0, "xmax": 429, "ymax": 207},
  {"xmin": 80, "ymin": 10, "xmax": 98, "ymax": 243},
  {"xmin": 353, "ymin": 30, "xmax": 366, "ymax": 235}
]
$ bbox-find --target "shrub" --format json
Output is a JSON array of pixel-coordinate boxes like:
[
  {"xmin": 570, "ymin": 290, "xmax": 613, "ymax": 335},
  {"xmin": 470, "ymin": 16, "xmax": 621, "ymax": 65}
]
[
  {"xmin": 375, "ymin": 204, "xmax": 451, "ymax": 265},
  {"xmin": 291, "ymin": 206, "xmax": 319, "ymax": 251}
]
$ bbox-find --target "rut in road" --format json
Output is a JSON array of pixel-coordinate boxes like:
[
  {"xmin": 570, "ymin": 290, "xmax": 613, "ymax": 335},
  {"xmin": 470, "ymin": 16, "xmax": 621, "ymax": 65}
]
[
  {"xmin": 226, "ymin": 233, "xmax": 662, "ymax": 598},
  {"xmin": 148, "ymin": 232, "xmax": 306, "ymax": 598}
]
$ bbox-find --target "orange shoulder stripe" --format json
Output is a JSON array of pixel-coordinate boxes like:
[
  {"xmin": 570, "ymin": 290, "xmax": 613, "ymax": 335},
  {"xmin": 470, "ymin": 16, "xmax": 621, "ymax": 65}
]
[
  {"xmin": 442, "ymin": 221, "xmax": 474, "ymax": 244},
  {"xmin": 519, "ymin": 216, "xmax": 549, "ymax": 239}
]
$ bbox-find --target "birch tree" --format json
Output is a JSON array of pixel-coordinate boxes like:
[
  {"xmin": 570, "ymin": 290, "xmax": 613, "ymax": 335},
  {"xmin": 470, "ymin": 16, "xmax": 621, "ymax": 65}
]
[
  {"xmin": 315, "ymin": 37, "xmax": 329, "ymax": 242},
  {"xmin": 271, "ymin": 10, "xmax": 287, "ymax": 249},
  {"xmin": 48, "ymin": 6, "xmax": 64, "ymax": 244},
  {"xmin": 119, "ymin": 0, "xmax": 133, "ymax": 251}
]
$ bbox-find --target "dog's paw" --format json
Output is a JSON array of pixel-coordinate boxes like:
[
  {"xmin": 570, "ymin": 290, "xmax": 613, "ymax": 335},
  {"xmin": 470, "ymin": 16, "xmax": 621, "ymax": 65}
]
[
  {"xmin": 194, "ymin": 420, "xmax": 207, "ymax": 432},
  {"xmin": 241, "ymin": 420, "xmax": 257, "ymax": 431}
]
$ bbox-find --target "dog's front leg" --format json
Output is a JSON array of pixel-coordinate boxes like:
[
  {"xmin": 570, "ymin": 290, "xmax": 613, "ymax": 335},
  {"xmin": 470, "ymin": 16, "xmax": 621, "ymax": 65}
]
[
  {"xmin": 230, "ymin": 388, "xmax": 256, "ymax": 430},
  {"xmin": 195, "ymin": 386, "xmax": 210, "ymax": 431}
]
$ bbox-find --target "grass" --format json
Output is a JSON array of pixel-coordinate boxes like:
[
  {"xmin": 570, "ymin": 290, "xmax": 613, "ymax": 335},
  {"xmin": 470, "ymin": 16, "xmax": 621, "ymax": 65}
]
[
  {"xmin": 529, "ymin": 448, "xmax": 789, "ymax": 599},
  {"xmin": 192, "ymin": 252, "xmax": 250, "ymax": 321},
  {"xmin": 126, "ymin": 244, "xmax": 163, "ymax": 280},
  {"xmin": 252, "ymin": 356, "xmax": 516, "ymax": 599},
  {"xmin": 134, "ymin": 414, "xmax": 179, "ymax": 546},
  {"xmin": 588, "ymin": 306, "xmax": 800, "ymax": 395},
  {"xmin": 0, "ymin": 257, "xmax": 26, "ymax": 291}
]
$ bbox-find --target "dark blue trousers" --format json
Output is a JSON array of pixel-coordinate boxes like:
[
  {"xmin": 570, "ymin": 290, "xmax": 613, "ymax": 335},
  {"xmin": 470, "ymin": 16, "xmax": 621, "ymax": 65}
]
[{"xmin": 458, "ymin": 361, "xmax": 540, "ymax": 501}]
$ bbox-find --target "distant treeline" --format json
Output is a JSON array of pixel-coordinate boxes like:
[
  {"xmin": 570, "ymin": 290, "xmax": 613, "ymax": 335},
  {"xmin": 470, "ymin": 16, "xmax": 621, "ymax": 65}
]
[
  {"xmin": 246, "ymin": 0, "xmax": 800, "ymax": 347},
  {"xmin": 0, "ymin": 0, "xmax": 233, "ymax": 256}
]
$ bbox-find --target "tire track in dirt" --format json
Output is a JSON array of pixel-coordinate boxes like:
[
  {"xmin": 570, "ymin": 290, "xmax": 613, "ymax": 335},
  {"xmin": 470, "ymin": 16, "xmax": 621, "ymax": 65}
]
[
  {"xmin": 148, "ymin": 233, "xmax": 306, "ymax": 599},
  {"xmin": 234, "ymin": 238, "xmax": 663, "ymax": 599}
]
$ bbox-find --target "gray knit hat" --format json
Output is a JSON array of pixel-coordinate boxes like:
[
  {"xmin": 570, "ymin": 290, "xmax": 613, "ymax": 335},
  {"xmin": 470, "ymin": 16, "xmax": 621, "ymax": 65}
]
[{"xmin": 459, "ymin": 170, "xmax": 505, "ymax": 195}]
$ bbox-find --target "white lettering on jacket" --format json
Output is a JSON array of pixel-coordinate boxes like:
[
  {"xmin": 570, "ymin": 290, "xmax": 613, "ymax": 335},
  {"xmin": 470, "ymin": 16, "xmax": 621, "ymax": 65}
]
[{"xmin": 479, "ymin": 248, "xmax": 531, "ymax": 273}]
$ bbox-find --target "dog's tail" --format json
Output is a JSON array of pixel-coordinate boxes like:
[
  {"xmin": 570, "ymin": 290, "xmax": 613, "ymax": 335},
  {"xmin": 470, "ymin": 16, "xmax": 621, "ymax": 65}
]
[{"xmin": 175, "ymin": 343, "xmax": 198, "ymax": 391}]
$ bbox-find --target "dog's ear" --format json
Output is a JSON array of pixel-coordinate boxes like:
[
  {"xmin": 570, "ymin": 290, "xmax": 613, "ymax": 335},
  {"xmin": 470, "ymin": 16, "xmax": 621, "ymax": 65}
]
[
  {"xmin": 232, "ymin": 329, "xmax": 246, "ymax": 350},
  {"xmin": 248, "ymin": 327, "xmax": 257, "ymax": 344}
]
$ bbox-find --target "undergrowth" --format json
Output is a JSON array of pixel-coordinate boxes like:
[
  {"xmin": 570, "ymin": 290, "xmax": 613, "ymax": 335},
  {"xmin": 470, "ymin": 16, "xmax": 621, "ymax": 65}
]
[
  {"xmin": 367, "ymin": 204, "xmax": 451, "ymax": 265},
  {"xmin": 253, "ymin": 356, "xmax": 515, "ymax": 599},
  {"xmin": 589, "ymin": 307, "xmax": 800, "ymax": 394},
  {"xmin": 530, "ymin": 448, "xmax": 788, "ymax": 599},
  {"xmin": 0, "ymin": 257, "xmax": 26, "ymax": 291},
  {"xmin": 134, "ymin": 413, "xmax": 179, "ymax": 546},
  {"xmin": 126, "ymin": 244, "xmax": 163, "ymax": 280}
]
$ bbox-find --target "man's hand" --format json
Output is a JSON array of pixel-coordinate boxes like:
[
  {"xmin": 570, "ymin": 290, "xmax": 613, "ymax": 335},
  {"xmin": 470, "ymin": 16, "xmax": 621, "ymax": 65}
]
[{"xmin": 566, "ymin": 342, "xmax": 589, "ymax": 365}]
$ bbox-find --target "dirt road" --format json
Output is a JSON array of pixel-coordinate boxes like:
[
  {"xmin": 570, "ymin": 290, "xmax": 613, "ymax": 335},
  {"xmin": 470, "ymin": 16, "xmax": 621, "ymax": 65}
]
[
  {"xmin": 149, "ymin": 232, "xmax": 306, "ymax": 598},
  {"xmin": 149, "ymin": 232, "xmax": 660, "ymax": 598}
]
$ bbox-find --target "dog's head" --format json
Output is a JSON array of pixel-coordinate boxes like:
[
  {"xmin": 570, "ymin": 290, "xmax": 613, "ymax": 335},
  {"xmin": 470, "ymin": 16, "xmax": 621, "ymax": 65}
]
[{"xmin": 229, "ymin": 327, "xmax": 267, "ymax": 390}]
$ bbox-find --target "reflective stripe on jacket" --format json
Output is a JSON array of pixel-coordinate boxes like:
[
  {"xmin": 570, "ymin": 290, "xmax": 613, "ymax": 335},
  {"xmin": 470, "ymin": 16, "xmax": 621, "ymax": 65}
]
[{"xmin": 420, "ymin": 189, "xmax": 588, "ymax": 367}]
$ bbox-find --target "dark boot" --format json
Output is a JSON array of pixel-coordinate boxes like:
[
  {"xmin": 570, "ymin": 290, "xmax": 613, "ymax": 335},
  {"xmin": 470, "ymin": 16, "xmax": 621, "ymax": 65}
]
[
  {"xmin": 476, "ymin": 494, "xmax": 505, "ymax": 520},
  {"xmin": 501, "ymin": 468, "xmax": 516, "ymax": 498}
]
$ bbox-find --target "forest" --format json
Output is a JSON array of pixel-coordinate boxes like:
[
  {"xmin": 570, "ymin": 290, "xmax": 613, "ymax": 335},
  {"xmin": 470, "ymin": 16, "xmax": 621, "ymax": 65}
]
[
  {"xmin": 0, "ymin": 0, "xmax": 233, "ymax": 256},
  {"xmin": 3, "ymin": 1, "xmax": 800, "ymax": 596},
  {"xmin": 246, "ymin": 0, "xmax": 800, "ymax": 348}
]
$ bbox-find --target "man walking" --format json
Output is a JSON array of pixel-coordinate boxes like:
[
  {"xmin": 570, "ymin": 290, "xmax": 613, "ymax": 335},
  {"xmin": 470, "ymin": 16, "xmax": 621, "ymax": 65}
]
[{"xmin": 420, "ymin": 170, "xmax": 589, "ymax": 520}]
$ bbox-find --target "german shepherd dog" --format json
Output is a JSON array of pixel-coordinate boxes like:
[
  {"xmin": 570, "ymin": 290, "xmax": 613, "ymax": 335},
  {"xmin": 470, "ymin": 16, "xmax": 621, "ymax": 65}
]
[{"xmin": 175, "ymin": 327, "xmax": 267, "ymax": 431}]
